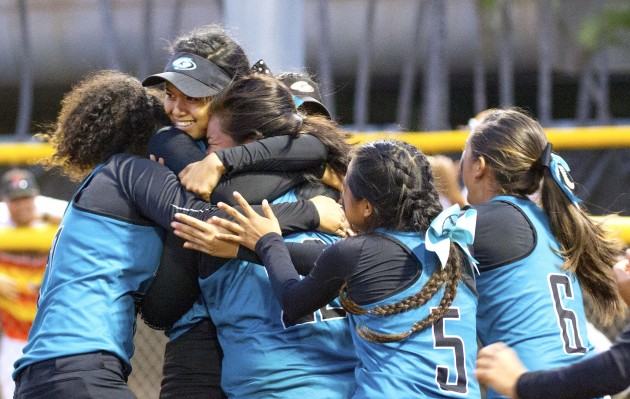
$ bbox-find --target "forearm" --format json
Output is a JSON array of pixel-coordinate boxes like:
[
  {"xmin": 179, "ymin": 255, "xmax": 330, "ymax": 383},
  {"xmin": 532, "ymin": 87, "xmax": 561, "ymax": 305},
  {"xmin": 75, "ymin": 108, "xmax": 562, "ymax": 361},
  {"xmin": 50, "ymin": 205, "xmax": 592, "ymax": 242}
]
[
  {"xmin": 516, "ymin": 325, "xmax": 630, "ymax": 399},
  {"xmin": 211, "ymin": 173, "xmax": 306, "ymax": 205},
  {"xmin": 216, "ymin": 134, "xmax": 327, "ymax": 177},
  {"xmin": 256, "ymin": 233, "xmax": 339, "ymax": 322},
  {"xmin": 235, "ymin": 241, "xmax": 327, "ymax": 276}
]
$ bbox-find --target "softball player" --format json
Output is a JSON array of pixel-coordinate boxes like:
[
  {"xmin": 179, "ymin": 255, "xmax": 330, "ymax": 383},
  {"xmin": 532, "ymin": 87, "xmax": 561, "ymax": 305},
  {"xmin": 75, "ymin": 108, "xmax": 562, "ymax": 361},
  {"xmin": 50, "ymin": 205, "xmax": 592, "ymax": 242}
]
[{"xmin": 461, "ymin": 108, "xmax": 623, "ymax": 399}]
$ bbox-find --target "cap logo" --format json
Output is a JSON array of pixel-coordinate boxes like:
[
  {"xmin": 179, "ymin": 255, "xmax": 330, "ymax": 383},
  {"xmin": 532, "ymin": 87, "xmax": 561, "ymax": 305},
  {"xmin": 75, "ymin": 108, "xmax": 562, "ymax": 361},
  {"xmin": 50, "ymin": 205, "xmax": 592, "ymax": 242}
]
[
  {"xmin": 11, "ymin": 175, "xmax": 28, "ymax": 189},
  {"xmin": 172, "ymin": 57, "xmax": 197, "ymax": 71},
  {"xmin": 290, "ymin": 81, "xmax": 315, "ymax": 93}
]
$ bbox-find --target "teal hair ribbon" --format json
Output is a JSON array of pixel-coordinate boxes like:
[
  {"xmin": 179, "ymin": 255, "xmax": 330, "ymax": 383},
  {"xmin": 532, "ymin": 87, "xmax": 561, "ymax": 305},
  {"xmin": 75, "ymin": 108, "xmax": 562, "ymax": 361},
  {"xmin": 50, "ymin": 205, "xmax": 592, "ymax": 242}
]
[
  {"xmin": 540, "ymin": 143, "xmax": 582, "ymax": 206},
  {"xmin": 549, "ymin": 153, "xmax": 582, "ymax": 206},
  {"xmin": 425, "ymin": 204, "xmax": 478, "ymax": 273}
]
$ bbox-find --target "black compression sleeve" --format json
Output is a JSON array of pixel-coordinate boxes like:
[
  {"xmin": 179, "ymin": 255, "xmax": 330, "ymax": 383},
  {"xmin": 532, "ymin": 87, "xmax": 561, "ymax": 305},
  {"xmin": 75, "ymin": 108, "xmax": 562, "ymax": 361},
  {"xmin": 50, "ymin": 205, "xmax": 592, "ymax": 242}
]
[
  {"xmin": 235, "ymin": 241, "xmax": 329, "ymax": 275},
  {"xmin": 255, "ymin": 234, "xmax": 347, "ymax": 323},
  {"xmin": 216, "ymin": 134, "xmax": 327, "ymax": 178},
  {"xmin": 284, "ymin": 241, "xmax": 329, "ymax": 275},
  {"xmin": 472, "ymin": 201, "xmax": 536, "ymax": 272},
  {"xmin": 149, "ymin": 127, "xmax": 308, "ymax": 205},
  {"xmin": 148, "ymin": 127, "xmax": 205, "ymax": 175},
  {"xmin": 210, "ymin": 173, "xmax": 305, "ymax": 205},
  {"xmin": 516, "ymin": 324, "xmax": 630, "ymax": 399}
]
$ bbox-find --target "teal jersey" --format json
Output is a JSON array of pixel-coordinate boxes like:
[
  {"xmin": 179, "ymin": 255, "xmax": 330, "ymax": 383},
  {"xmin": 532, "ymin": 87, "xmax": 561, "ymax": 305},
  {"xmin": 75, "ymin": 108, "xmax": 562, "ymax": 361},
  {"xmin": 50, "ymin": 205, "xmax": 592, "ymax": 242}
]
[
  {"xmin": 476, "ymin": 196, "xmax": 596, "ymax": 399},
  {"xmin": 350, "ymin": 230, "xmax": 480, "ymax": 399},
  {"xmin": 201, "ymin": 190, "xmax": 358, "ymax": 398},
  {"xmin": 14, "ymin": 165, "xmax": 164, "ymax": 377}
]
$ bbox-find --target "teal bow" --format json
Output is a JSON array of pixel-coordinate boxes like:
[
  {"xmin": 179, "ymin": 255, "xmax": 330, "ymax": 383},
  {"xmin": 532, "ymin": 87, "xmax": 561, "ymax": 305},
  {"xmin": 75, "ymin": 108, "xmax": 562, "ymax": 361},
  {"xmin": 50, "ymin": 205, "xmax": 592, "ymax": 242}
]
[
  {"xmin": 549, "ymin": 154, "xmax": 582, "ymax": 206},
  {"xmin": 425, "ymin": 204, "xmax": 478, "ymax": 273}
]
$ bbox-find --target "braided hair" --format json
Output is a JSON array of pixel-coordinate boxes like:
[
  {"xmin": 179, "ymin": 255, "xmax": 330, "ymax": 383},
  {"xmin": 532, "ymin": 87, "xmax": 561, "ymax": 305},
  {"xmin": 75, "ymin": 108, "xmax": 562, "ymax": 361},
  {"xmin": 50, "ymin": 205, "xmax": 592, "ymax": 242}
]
[{"xmin": 340, "ymin": 140, "xmax": 464, "ymax": 342}]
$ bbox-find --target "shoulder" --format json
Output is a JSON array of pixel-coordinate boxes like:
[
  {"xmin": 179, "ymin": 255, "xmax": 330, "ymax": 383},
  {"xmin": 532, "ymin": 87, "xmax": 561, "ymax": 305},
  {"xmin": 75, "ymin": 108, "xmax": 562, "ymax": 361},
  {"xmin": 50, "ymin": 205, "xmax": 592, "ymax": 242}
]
[
  {"xmin": 471, "ymin": 200, "xmax": 536, "ymax": 271},
  {"xmin": 327, "ymin": 233, "xmax": 411, "ymax": 264}
]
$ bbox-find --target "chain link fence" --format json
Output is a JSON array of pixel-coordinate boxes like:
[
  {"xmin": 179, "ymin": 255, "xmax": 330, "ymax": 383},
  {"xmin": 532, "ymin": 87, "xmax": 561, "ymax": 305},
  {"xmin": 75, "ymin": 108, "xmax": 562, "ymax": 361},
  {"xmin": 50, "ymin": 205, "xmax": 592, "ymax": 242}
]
[{"xmin": 129, "ymin": 320, "xmax": 169, "ymax": 399}]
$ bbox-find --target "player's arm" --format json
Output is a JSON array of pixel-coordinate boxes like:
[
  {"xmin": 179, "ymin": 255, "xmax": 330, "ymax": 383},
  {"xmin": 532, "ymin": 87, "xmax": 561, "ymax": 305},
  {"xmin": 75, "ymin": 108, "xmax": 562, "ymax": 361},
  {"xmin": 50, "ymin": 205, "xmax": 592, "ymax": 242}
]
[
  {"xmin": 192, "ymin": 193, "xmax": 354, "ymax": 322},
  {"xmin": 476, "ymin": 326, "xmax": 630, "ymax": 399},
  {"xmin": 148, "ymin": 126, "xmax": 311, "ymax": 204},
  {"xmin": 180, "ymin": 134, "xmax": 327, "ymax": 201}
]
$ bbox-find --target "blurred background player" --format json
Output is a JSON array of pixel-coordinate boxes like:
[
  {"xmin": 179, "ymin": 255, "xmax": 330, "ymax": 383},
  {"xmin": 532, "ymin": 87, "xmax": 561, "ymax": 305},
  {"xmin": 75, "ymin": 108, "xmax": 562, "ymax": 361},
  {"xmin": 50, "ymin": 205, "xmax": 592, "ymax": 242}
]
[{"xmin": 0, "ymin": 168, "xmax": 64, "ymax": 399}]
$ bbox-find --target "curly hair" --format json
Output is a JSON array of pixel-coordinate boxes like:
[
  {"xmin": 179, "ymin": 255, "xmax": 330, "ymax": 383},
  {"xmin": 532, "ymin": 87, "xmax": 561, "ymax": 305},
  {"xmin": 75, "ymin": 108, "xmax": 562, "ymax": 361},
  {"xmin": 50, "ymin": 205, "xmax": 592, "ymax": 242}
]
[
  {"xmin": 36, "ymin": 70, "xmax": 169, "ymax": 181},
  {"xmin": 210, "ymin": 73, "xmax": 353, "ymax": 176},
  {"xmin": 339, "ymin": 140, "xmax": 464, "ymax": 342}
]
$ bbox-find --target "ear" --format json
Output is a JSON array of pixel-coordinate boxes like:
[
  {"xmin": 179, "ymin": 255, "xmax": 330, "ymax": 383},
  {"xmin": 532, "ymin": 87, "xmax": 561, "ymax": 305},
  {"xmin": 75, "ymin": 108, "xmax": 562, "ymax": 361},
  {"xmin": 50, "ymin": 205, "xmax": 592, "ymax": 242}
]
[
  {"xmin": 362, "ymin": 199, "xmax": 373, "ymax": 218},
  {"xmin": 473, "ymin": 156, "xmax": 487, "ymax": 179}
]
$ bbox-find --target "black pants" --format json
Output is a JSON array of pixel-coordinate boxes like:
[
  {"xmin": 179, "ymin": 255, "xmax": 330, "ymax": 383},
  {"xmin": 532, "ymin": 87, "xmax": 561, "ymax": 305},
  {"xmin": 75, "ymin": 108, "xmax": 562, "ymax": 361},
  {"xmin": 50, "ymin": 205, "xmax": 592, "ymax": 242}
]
[
  {"xmin": 14, "ymin": 351, "xmax": 134, "ymax": 399},
  {"xmin": 160, "ymin": 319, "xmax": 225, "ymax": 399}
]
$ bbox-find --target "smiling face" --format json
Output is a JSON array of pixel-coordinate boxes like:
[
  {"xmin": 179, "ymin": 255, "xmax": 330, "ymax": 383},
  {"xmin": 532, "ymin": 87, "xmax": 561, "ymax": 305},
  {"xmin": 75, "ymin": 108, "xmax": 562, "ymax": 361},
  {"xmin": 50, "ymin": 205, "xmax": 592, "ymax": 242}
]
[
  {"xmin": 163, "ymin": 82, "xmax": 211, "ymax": 140},
  {"xmin": 205, "ymin": 116, "xmax": 239, "ymax": 154}
]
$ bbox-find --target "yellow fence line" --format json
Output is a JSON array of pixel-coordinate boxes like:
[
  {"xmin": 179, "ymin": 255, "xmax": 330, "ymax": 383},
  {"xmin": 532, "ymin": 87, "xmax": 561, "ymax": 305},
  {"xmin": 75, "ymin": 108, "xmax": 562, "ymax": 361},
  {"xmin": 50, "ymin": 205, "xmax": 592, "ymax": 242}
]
[
  {"xmin": 593, "ymin": 216, "xmax": 630, "ymax": 245},
  {"xmin": 0, "ymin": 217, "xmax": 628, "ymax": 251},
  {"xmin": 1, "ymin": 126, "xmax": 628, "ymax": 164},
  {"xmin": 0, "ymin": 142, "xmax": 55, "ymax": 165},
  {"xmin": 0, "ymin": 225, "xmax": 58, "ymax": 251},
  {"xmin": 350, "ymin": 126, "xmax": 630, "ymax": 154}
]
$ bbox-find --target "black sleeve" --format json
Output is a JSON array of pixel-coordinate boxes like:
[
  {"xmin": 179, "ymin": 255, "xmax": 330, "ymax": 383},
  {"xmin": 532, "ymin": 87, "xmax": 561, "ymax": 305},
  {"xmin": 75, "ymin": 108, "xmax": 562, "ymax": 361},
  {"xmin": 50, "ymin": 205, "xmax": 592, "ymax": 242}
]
[
  {"xmin": 210, "ymin": 172, "xmax": 306, "ymax": 205},
  {"xmin": 516, "ymin": 324, "xmax": 630, "ymax": 399},
  {"xmin": 255, "ymin": 233, "xmax": 353, "ymax": 324},
  {"xmin": 142, "ymin": 199, "xmax": 321, "ymax": 329},
  {"xmin": 234, "ymin": 240, "xmax": 329, "ymax": 276},
  {"xmin": 148, "ymin": 126, "xmax": 308, "ymax": 204},
  {"xmin": 148, "ymin": 127, "xmax": 206, "ymax": 175},
  {"xmin": 114, "ymin": 155, "xmax": 218, "ymax": 226},
  {"xmin": 216, "ymin": 134, "xmax": 327, "ymax": 178},
  {"xmin": 284, "ymin": 241, "xmax": 329, "ymax": 275},
  {"xmin": 472, "ymin": 201, "xmax": 536, "ymax": 273}
]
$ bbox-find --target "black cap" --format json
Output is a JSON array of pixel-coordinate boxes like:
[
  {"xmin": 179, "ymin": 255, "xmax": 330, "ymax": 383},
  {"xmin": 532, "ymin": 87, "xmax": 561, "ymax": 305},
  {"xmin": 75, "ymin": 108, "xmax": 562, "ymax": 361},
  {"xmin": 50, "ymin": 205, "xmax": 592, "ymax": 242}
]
[
  {"xmin": 1, "ymin": 169, "xmax": 39, "ymax": 200},
  {"xmin": 142, "ymin": 52, "xmax": 232, "ymax": 98},
  {"xmin": 278, "ymin": 73, "xmax": 331, "ymax": 119}
]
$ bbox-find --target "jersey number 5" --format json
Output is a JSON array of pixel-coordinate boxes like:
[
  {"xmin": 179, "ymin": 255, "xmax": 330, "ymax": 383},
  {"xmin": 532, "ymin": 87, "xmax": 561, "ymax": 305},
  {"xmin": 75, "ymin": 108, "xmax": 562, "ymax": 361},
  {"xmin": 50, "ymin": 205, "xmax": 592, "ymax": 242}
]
[
  {"xmin": 433, "ymin": 307, "xmax": 468, "ymax": 394},
  {"xmin": 548, "ymin": 273, "xmax": 587, "ymax": 354}
]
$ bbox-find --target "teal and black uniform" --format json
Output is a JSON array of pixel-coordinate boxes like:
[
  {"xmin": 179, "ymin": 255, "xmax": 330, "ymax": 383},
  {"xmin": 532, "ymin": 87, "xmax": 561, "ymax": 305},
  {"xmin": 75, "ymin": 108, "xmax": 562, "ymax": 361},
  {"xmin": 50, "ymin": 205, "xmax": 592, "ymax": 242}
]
[
  {"xmin": 254, "ymin": 227, "xmax": 480, "ymax": 398},
  {"xmin": 190, "ymin": 190, "xmax": 358, "ymax": 399},
  {"xmin": 475, "ymin": 195, "xmax": 597, "ymax": 399}
]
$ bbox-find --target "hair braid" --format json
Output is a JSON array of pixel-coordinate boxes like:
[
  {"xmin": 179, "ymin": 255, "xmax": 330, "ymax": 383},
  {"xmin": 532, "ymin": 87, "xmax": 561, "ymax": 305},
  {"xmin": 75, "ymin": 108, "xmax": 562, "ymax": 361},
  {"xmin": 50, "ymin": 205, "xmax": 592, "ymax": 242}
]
[{"xmin": 350, "ymin": 246, "xmax": 463, "ymax": 343}]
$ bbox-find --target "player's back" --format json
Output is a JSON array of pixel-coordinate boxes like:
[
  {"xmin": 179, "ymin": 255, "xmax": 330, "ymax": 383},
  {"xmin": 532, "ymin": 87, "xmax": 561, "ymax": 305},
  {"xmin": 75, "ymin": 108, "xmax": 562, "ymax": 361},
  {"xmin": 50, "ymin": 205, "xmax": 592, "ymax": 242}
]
[{"xmin": 202, "ymin": 190, "xmax": 358, "ymax": 398}]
